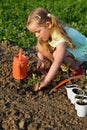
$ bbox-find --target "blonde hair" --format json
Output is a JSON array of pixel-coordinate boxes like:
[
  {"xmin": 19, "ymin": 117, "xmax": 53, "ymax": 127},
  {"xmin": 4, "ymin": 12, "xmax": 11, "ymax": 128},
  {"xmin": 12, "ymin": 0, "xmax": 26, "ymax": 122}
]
[{"xmin": 26, "ymin": 7, "xmax": 75, "ymax": 52}]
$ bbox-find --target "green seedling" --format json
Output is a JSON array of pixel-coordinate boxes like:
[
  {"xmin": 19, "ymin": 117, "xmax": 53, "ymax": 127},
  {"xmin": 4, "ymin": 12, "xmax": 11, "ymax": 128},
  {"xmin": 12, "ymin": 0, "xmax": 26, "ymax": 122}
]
[
  {"xmin": 28, "ymin": 73, "xmax": 38, "ymax": 84},
  {"xmin": 61, "ymin": 62, "xmax": 71, "ymax": 72},
  {"xmin": 77, "ymin": 99, "xmax": 87, "ymax": 105}
]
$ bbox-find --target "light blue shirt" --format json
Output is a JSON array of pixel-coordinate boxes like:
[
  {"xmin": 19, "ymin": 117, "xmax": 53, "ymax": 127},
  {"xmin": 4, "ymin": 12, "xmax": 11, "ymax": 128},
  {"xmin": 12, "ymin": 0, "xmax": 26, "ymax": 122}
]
[
  {"xmin": 64, "ymin": 26, "xmax": 87, "ymax": 63},
  {"xmin": 48, "ymin": 26, "xmax": 87, "ymax": 63}
]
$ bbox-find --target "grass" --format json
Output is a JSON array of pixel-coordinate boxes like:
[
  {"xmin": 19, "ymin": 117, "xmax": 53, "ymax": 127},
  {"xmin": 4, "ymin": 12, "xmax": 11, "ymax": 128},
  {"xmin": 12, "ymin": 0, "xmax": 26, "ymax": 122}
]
[{"xmin": 0, "ymin": 0, "xmax": 87, "ymax": 48}]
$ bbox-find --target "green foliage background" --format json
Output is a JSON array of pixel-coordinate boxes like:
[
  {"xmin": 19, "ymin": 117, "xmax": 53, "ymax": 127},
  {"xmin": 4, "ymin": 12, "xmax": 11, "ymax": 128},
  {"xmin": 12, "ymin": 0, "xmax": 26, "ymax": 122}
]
[{"xmin": 0, "ymin": 0, "xmax": 87, "ymax": 48}]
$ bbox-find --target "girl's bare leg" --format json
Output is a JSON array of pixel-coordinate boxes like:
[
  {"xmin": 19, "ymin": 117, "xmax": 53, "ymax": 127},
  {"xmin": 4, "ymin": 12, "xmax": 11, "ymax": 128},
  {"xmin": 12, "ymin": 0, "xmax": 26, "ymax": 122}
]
[
  {"xmin": 37, "ymin": 42, "xmax": 54, "ymax": 62},
  {"xmin": 63, "ymin": 50, "xmax": 81, "ymax": 70}
]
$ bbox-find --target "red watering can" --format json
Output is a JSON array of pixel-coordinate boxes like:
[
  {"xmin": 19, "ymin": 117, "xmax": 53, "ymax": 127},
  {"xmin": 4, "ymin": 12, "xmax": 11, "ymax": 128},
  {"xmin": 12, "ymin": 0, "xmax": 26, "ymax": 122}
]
[{"xmin": 13, "ymin": 48, "xmax": 28, "ymax": 79}]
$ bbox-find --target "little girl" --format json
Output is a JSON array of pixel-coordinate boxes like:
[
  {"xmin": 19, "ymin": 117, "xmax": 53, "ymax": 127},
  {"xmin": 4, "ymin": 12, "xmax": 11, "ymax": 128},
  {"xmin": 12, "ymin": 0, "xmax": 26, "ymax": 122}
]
[{"xmin": 26, "ymin": 7, "xmax": 87, "ymax": 91}]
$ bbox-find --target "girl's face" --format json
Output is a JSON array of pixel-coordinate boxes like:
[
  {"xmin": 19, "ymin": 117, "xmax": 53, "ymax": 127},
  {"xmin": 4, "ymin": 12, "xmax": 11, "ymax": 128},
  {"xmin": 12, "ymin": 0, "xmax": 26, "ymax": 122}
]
[{"xmin": 27, "ymin": 22, "xmax": 52, "ymax": 42}]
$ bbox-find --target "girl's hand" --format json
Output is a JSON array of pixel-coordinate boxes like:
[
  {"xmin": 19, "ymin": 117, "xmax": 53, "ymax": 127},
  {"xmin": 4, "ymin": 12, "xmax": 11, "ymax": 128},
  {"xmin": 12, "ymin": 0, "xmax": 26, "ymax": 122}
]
[
  {"xmin": 37, "ymin": 60, "xmax": 45, "ymax": 70},
  {"xmin": 35, "ymin": 80, "xmax": 48, "ymax": 91}
]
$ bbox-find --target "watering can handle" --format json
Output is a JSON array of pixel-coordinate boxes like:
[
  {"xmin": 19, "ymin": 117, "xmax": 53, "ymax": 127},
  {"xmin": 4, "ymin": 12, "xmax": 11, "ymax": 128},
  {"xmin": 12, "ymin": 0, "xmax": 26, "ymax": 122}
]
[{"xmin": 17, "ymin": 63, "xmax": 22, "ymax": 77}]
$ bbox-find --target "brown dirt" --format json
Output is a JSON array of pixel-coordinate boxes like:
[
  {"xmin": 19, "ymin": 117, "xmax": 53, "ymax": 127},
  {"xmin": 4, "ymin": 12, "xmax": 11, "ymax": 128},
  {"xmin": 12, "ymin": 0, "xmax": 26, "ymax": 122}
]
[{"xmin": 0, "ymin": 41, "xmax": 87, "ymax": 130}]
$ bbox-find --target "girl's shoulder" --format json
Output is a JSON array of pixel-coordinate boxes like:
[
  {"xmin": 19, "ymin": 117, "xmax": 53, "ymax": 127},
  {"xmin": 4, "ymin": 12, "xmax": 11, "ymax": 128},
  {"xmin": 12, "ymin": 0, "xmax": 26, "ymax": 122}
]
[
  {"xmin": 51, "ymin": 30, "xmax": 61, "ymax": 40},
  {"xmin": 49, "ymin": 30, "xmax": 67, "ymax": 48}
]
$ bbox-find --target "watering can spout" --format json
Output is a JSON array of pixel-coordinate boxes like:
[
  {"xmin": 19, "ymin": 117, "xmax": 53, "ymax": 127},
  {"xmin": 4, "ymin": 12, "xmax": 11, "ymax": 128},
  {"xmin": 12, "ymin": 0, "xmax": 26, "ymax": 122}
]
[{"xmin": 19, "ymin": 48, "xmax": 22, "ymax": 61}]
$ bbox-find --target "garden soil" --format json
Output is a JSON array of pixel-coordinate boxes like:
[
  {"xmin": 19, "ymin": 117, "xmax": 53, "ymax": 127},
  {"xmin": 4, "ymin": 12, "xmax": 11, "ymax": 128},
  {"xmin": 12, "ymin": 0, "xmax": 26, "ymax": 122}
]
[{"xmin": 0, "ymin": 41, "xmax": 87, "ymax": 130}]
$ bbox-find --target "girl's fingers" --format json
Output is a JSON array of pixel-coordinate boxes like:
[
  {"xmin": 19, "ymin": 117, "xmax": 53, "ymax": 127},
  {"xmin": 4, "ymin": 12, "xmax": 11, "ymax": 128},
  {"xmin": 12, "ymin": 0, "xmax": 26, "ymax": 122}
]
[
  {"xmin": 37, "ymin": 63, "xmax": 41, "ymax": 69},
  {"xmin": 37, "ymin": 62, "xmax": 45, "ymax": 70},
  {"xmin": 34, "ymin": 82, "xmax": 40, "ymax": 91}
]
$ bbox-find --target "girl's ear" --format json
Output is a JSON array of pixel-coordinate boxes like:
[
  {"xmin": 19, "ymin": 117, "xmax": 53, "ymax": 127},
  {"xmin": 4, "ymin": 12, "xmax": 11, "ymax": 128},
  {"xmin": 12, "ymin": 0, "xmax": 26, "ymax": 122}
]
[{"xmin": 45, "ymin": 22, "xmax": 52, "ymax": 29}]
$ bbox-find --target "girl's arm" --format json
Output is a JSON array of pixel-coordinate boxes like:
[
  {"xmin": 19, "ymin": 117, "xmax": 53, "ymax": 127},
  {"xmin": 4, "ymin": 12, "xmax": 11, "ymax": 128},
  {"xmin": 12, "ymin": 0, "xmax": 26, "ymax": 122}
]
[{"xmin": 37, "ymin": 42, "xmax": 66, "ymax": 90}]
